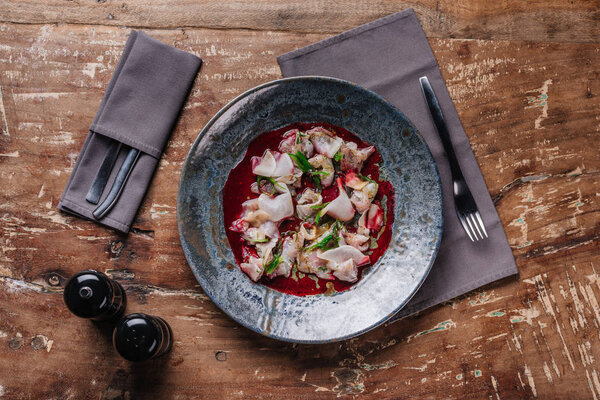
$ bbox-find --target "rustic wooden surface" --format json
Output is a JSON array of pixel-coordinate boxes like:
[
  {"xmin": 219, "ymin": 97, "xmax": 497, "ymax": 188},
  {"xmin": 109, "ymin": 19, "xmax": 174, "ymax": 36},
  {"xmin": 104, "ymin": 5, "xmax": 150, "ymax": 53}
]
[{"xmin": 0, "ymin": 1, "xmax": 599, "ymax": 399}]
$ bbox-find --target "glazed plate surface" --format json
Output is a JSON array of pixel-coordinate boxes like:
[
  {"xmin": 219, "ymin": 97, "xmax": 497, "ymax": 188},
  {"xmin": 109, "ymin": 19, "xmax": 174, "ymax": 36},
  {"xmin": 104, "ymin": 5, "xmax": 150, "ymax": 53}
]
[{"xmin": 177, "ymin": 77, "xmax": 443, "ymax": 343}]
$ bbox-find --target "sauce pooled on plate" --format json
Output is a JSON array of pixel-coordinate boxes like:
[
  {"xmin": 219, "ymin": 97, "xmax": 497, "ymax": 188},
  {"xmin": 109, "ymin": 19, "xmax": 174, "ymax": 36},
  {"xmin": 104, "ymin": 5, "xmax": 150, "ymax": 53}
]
[{"xmin": 223, "ymin": 122, "xmax": 395, "ymax": 296}]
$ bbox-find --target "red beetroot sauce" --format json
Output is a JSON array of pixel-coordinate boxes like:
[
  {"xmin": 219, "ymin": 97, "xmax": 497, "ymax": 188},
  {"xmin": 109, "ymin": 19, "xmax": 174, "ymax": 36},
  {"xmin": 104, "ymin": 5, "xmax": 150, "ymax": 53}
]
[{"xmin": 222, "ymin": 122, "xmax": 395, "ymax": 296}]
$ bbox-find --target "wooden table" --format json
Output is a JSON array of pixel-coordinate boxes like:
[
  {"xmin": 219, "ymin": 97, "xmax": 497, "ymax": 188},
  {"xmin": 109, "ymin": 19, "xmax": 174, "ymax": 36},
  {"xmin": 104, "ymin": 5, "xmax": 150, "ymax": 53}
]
[{"xmin": 0, "ymin": 1, "xmax": 598, "ymax": 399}]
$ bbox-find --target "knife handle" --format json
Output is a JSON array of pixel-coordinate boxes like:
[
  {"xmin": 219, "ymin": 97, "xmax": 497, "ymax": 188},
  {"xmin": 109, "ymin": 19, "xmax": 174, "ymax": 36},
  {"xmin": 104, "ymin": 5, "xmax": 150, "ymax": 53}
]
[
  {"xmin": 86, "ymin": 140, "xmax": 122, "ymax": 204},
  {"xmin": 92, "ymin": 147, "xmax": 140, "ymax": 220},
  {"xmin": 419, "ymin": 76, "xmax": 465, "ymax": 182}
]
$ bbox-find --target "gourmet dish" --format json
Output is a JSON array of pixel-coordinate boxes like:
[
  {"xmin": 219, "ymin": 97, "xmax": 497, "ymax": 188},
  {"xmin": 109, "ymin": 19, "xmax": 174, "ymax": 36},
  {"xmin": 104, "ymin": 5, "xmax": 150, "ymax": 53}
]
[{"xmin": 223, "ymin": 123, "xmax": 395, "ymax": 296}]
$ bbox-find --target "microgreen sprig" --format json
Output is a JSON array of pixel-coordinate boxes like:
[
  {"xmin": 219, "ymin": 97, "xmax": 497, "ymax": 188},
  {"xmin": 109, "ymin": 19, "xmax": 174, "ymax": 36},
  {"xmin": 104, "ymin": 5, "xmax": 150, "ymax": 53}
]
[
  {"xmin": 264, "ymin": 253, "xmax": 281, "ymax": 274},
  {"xmin": 358, "ymin": 174, "xmax": 376, "ymax": 184},
  {"xmin": 257, "ymin": 175, "xmax": 285, "ymax": 195},
  {"xmin": 288, "ymin": 151, "xmax": 312, "ymax": 173},
  {"xmin": 310, "ymin": 202, "xmax": 329, "ymax": 210},
  {"xmin": 308, "ymin": 221, "xmax": 340, "ymax": 251},
  {"xmin": 288, "ymin": 151, "xmax": 329, "ymax": 191},
  {"xmin": 246, "ymin": 237, "xmax": 269, "ymax": 243},
  {"xmin": 311, "ymin": 202, "xmax": 330, "ymax": 225},
  {"xmin": 264, "ymin": 240, "xmax": 283, "ymax": 274}
]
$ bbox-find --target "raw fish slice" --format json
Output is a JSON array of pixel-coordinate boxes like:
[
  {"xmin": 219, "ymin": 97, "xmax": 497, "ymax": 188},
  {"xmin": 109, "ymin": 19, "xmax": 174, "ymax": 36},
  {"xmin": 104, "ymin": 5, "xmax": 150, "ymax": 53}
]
[
  {"xmin": 272, "ymin": 153, "xmax": 295, "ymax": 177},
  {"xmin": 339, "ymin": 141, "xmax": 375, "ymax": 171},
  {"xmin": 350, "ymin": 181, "xmax": 378, "ymax": 213},
  {"xmin": 322, "ymin": 178, "xmax": 355, "ymax": 221},
  {"xmin": 244, "ymin": 210, "xmax": 270, "ymax": 227},
  {"xmin": 344, "ymin": 171, "xmax": 368, "ymax": 190},
  {"xmin": 318, "ymin": 245, "xmax": 370, "ymax": 267},
  {"xmin": 252, "ymin": 150, "xmax": 276, "ymax": 176},
  {"xmin": 366, "ymin": 203, "xmax": 384, "ymax": 231},
  {"xmin": 342, "ymin": 231, "xmax": 370, "ymax": 252},
  {"xmin": 256, "ymin": 238, "xmax": 278, "ymax": 264},
  {"xmin": 278, "ymin": 129, "xmax": 299, "ymax": 154},
  {"xmin": 308, "ymin": 155, "xmax": 334, "ymax": 187},
  {"xmin": 270, "ymin": 235, "xmax": 300, "ymax": 278},
  {"xmin": 279, "ymin": 129, "xmax": 314, "ymax": 158},
  {"xmin": 276, "ymin": 166, "xmax": 303, "ymax": 188},
  {"xmin": 242, "ymin": 227, "xmax": 265, "ymax": 243},
  {"xmin": 252, "ymin": 150, "xmax": 294, "ymax": 178},
  {"xmin": 299, "ymin": 224, "xmax": 318, "ymax": 241},
  {"xmin": 296, "ymin": 188, "xmax": 323, "ymax": 219},
  {"xmin": 298, "ymin": 249, "xmax": 333, "ymax": 280},
  {"xmin": 240, "ymin": 256, "xmax": 264, "ymax": 282},
  {"xmin": 258, "ymin": 189, "xmax": 294, "ymax": 221},
  {"xmin": 307, "ymin": 127, "xmax": 343, "ymax": 158},
  {"xmin": 260, "ymin": 221, "xmax": 280, "ymax": 239},
  {"xmin": 332, "ymin": 259, "xmax": 358, "ymax": 282}
]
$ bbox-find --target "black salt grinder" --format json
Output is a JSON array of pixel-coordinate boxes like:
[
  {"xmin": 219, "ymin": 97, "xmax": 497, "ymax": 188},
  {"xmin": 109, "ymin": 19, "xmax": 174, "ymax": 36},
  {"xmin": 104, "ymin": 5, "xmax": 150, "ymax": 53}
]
[
  {"xmin": 113, "ymin": 313, "xmax": 173, "ymax": 362},
  {"xmin": 63, "ymin": 270, "xmax": 127, "ymax": 321}
]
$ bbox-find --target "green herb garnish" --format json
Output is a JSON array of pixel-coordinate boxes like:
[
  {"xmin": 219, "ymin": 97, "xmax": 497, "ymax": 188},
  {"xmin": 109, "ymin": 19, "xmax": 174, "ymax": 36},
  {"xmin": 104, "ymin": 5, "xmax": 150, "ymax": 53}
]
[
  {"xmin": 313, "ymin": 175, "xmax": 322, "ymax": 191},
  {"xmin": 295, "ymin": 132, "xmax": 306, "ymax": 144},
  {"xmin": 313, "ymin": 202, "xmax": 330, "ymax": 224},
  {"xmin": 247, "ymin": 238, "xmax": 269, "ymax": 243},
  {"xmin": 289, "ymin": 151, "xmax": 326, "ymax": 190},
  {"xmin": 257, "ymin": 175, "xmax": 284, "ymax": 195},
  {"xmin": 264, "ymin": 253, "xmax": 281, "ymax": 274},
  {"xmin": 314, "ymin": 209, "xmax": 323, "ymax": 225},
  {"xmin": 288, "ymin": 151, "xmax": 312, "ymax": 173},
  {"xmin": 308, "ymin": 234, "xmax": 334, "ymax": 251},
  {"xmin": 334, "ymin": 151, "xmax": 343, "ymax": 162},
  {"xmin": 310, "ymin": 202, "xmax": 330, "ymax": 210},
  {"xmin": 308, "ymin": 222, "xmax": 340, "ymax": 251},
  {"xmin": 358, "ymin": 174, "xmax": 376, "ymax": 184},
  {"xmin": 264, "ymin": 240, "xmax": 283, "ymax": 274}
]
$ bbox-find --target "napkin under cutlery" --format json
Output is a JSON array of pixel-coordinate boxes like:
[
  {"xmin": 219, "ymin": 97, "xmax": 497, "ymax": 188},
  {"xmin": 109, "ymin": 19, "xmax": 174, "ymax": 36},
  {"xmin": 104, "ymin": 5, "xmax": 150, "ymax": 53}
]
[
  {"xmin": 278, "ymin": 9, "xmax": 518, "ymax": 319},
  {"xmin": 59, "ymin": 31, "xmax": 202, "ymax": 233}
]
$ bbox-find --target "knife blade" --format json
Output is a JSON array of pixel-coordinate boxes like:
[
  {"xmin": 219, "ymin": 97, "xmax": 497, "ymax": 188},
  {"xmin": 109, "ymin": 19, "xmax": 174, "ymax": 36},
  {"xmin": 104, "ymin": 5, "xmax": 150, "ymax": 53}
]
[
  {"xmin": 86, "ymin": 140, "xmax": 122, "ymax": 205},
  {"xmin": 92, "ymin": 147, "xmax": 140, "ymax": 220}
]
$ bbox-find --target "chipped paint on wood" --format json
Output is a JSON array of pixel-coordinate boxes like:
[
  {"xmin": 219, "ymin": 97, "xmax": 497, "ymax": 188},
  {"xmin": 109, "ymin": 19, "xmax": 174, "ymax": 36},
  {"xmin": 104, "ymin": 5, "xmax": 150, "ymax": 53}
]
[
  {"xmin": 524, "ymin": 365, "xmax": 538, "ymax": 397},
  {"xmin": 0, "ymin": 277, "xmax": 43, "ymax": 293},
  {"xmin": 407, "ymin": 320, "xmax": 456, "ymax": 343},
  {"xmin": 150, "ymin": 203, "xmax": 175, "ymax": 219},
  {"xmin": 526, "ymin": 79, "xmax": 552, "ymax": 129},
  {"xmin": 491, "ymin": 374, "xmax": 501, "ymax": 399},
  {"xmin": 0, "ymin": 86, "xmax": 9, "ymax": 137}
]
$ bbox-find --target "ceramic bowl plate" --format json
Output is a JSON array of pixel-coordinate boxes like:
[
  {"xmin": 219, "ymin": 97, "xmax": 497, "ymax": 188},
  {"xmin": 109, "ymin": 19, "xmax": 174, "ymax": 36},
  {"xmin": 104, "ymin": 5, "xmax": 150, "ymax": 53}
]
[{"xmin": 177, "ymin": 77, "xmax": 443, "ymax": 343}]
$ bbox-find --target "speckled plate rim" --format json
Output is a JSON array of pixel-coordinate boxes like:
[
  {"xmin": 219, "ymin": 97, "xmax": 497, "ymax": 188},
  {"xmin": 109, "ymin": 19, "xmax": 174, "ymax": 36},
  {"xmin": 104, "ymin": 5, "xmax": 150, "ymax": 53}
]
[{"xmin": 177, "ymin": 76, "xmax": 444, "ymax": 343}]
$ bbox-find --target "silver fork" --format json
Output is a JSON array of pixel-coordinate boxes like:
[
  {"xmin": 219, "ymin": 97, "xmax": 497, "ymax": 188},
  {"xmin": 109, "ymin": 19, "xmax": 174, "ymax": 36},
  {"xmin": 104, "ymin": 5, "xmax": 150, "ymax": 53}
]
[{"xmin": 419, "ymin": 76, "xmax": 488, "ymax": 241}]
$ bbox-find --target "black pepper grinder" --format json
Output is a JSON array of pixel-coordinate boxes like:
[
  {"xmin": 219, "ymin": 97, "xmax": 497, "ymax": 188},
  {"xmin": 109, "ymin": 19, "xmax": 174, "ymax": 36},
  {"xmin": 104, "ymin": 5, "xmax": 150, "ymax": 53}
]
[
  {"xmin": 63, "ymin": 270, "xmax": 127, "ymax": 321},
  {"xmin": 113, "ymin": 313, "xmax": 173, "ymax": 362}
]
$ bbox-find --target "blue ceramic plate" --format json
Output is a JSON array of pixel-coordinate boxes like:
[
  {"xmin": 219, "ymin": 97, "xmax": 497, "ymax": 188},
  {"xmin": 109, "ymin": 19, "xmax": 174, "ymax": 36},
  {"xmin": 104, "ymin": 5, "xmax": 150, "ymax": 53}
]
[{"xmin": 177, "ymin": 77, "xmax": 443, "ymax": 343}]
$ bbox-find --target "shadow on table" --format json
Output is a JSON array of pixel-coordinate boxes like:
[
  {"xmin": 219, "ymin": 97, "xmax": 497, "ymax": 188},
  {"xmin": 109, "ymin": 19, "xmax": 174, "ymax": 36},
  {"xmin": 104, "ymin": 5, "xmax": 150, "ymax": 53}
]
[
  {"xmin": 234, "ymin": 274, "xmax": 520, "ymax": 370},
  {"xmin": 87, "ymin": 319, "xmax": 173, "ymax": 398}
]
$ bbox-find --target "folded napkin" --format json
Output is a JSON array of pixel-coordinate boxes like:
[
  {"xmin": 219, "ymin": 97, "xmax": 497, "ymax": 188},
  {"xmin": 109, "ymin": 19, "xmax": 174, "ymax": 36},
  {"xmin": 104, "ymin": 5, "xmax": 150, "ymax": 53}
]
[
  {"xmin": 278, "ymin": 9, "xmax": 518, "ymax": 319},
  {"xmin": 59, "ymin": 31, "xmax": 202, "ymax": 233}
]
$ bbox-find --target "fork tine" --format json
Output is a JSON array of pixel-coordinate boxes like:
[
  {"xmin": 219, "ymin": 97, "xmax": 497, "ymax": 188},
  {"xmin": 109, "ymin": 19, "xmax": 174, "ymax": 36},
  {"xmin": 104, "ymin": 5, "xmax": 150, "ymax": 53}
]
[
  {"xmin": 458, "ymin": 213, "xmax": 475, "ymax": 242},
  {"xmin": 469, "ymin": 213, "xmax": 483, "ymax": 240},
  {"xmin": 465, "ymin": 213, "xmax": 479, "ymax": 241},
  {"xmin": 475, "ymin": 211, "xmax": 488, "ymax": 238}
]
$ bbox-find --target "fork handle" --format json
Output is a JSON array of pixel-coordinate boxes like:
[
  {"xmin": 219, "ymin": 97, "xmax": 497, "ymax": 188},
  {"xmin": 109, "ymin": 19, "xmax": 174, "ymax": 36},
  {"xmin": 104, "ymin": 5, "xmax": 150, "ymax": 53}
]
[{"xmin": 419, "ymin": 77, "xmax": 465, "ymax": 182}]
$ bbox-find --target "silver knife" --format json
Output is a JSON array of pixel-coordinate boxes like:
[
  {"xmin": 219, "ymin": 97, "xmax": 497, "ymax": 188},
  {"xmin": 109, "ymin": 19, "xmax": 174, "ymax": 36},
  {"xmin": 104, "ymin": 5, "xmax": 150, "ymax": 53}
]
[
  {"xmin": 86, "ymin": 140, "xmax": 122, "ymax": 204},
  {"xmin": 92, "ymin": 147, "xmax": 140, "ymax": 220}
]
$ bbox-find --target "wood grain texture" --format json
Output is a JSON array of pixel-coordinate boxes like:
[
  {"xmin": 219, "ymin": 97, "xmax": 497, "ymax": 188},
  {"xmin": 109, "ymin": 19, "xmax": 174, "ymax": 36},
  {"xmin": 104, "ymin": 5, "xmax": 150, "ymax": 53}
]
[
  {"xmin": 0, "ymin": 0, "xmax": 599, "ymax": 42},
  {"xmin": 0, "ymin": 5, "xmax": 599, "ymax": 400}
]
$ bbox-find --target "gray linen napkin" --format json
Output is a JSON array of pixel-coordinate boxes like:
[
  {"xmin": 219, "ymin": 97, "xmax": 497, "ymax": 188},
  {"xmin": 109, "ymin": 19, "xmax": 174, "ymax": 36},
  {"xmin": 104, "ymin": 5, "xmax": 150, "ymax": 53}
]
[
  {"xmin": 59, "ymin": 30, "xmax": 201, "ymax": 233},
  {"xmin": 278, "ymin": 9, "xmax": 518, "ymax": 319}
]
